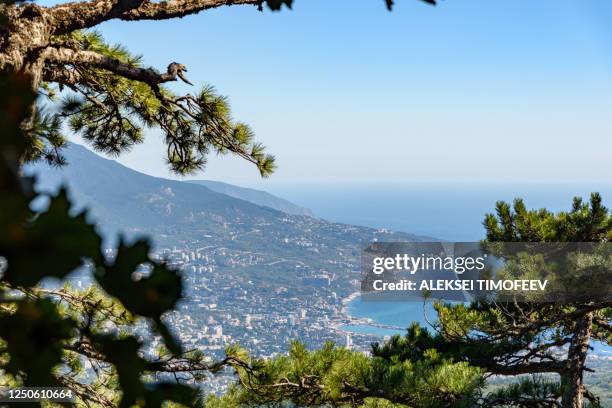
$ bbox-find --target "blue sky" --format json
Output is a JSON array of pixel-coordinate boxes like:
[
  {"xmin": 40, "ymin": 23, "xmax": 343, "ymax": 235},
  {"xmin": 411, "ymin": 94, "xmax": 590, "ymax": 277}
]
[{"xmin": 49, "ymin": 0, "xmax": 612, "ymax": 188}]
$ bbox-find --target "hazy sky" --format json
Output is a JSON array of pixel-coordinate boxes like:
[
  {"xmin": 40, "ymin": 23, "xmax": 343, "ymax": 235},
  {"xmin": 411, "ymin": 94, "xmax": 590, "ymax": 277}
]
[{"xmin": 51, "ymin": 0, "xmax": 612, "ymax": 188}]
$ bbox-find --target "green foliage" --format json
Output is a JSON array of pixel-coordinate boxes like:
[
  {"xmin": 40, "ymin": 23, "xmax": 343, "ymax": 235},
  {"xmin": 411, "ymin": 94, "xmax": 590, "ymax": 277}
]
[
  {"xmin": 433, "ymin": 196, "xmax": 612, "ymax": 406},
  {"xmin": 21, "ymin": 0, "xmax": 442, "ymax": 175},
  {"xmin": 56, "ymin": 32, "xmax": 151, "ymax": 155},
  {"xmin": 226, "ymin": 329, "xmax": 483, "ymax": 408},
  {"xmin": 484, "ymin": 194, "xmax": 612, "ymax": 242},
  {"xmin": 0, "ymin": 72, "xmax": 209, "ymax": 406},
  {"xmin": 4, "ymin": 1, "xmax": 609, "ymax": 407},
  {"xmin": 483, "ymin": 377, "xmax": 563, "ymax": 408},
  {"xmin": 24, "ymin": 109, "xmax": 67, "ymax": 166},
  {"xmin": 39, "ymin": 30, "xmax": 276, "ymax": 176},
  {"xmin": 91, "ymin": 335, "xmax": 200, "ymax": 408},
  {"xmin": 0, "ymin": 299, "xmax": 74, "ymax": 387},
  {"xmin": 95, "ymin": 238, "xmax": 183, "ymax": 354},
  {"xmin": 224, "ymin": 196, "xmax": 612, "ymax": 408},
  {"xmin": 1, "ymin": 187, "xmax": 101, "ymax": 287}
]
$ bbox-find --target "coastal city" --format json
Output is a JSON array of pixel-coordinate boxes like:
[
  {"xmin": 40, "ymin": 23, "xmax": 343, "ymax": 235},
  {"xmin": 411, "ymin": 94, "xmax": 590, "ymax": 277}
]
[
  {"xmin": 157, "ymin": 242, "xmax": 388, "ymax": 359},
  {"xmin": 149, "ymin": 239, "xmax": 391, "ymax": 394},
  {"xmin": 146, "ymin": 239, "xmax": 612, "ymax": 395}
]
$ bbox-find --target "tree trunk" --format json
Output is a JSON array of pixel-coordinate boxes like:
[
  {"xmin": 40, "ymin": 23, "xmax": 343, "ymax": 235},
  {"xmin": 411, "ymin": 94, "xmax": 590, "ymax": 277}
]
[
  {"xmin": 1, "ymin": 4, "xmax": 53, "ymax": 130},
  {"xmin": 1, "ymin": 4, "xmax": 52, "ymax": 77},
  {"xmin": 561, "ymin": 311, "xmax": 593, "ymax": 408}
]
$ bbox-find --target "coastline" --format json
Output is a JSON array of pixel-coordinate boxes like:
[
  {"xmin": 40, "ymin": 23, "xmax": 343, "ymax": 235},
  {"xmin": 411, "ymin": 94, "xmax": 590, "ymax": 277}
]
[
  {"xmin": 336, "ymin": 291, "xmax": 407, "ymax": 338},
  {"xmin": 330, "ymin": 291, "xmax": 377, "ymax": 336},
  {"xmin": 341, "ymin": 291, "xmax": 361, "ymax": 309}
]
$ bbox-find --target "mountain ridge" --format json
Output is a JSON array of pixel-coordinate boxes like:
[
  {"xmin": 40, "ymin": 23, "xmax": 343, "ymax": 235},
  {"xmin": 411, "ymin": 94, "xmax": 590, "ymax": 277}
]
[
  {"xmin": 28, "ymin": 142, "xmax": 310, "ymax": 218},
  {"xmin": 186, "ymin": 179, "xmax": 313, "ymax": 217},
  {"xmin": 26, "ymin": 143, "xmax": 434, "ymax": 252}
]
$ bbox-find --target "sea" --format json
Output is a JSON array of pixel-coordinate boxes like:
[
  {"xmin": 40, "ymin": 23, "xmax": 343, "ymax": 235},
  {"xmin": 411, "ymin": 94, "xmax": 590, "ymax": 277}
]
[{"xmin": 271, "ymin": 183, "xmax": 612, "ymax": 355}]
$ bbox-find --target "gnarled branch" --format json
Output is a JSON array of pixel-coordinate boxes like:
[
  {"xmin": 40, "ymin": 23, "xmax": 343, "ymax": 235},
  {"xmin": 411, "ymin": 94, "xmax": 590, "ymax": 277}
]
[
  {"xmin": 49, "ymin": 0, "xmax": 260, "ymax": 34},
  {"xmin": 119, "ymin": 0, "xmax": 259, "ymax": 21},
  {"xmin": 50, "ymin": 0, "xmax": 147, "ymax": 34},
  {"xmin": 42, "ymin": 46, "xmax": 189, "ymax": 92},
  {"xmin": 593, "ymin": 316, "xmax": 612, "ymax": 332}
]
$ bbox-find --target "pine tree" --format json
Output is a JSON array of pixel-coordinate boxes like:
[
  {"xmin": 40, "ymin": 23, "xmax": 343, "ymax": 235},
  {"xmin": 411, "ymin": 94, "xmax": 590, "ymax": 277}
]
[
  {"xmin": 228, "ymin": 197, "xmax": 612, "ymax": 408},
  {"xmin": 431, "ymin": 195, "xmax": 612, "ymax": 407},
  {"xmin": 217, "ymin": 335, "xmax": 484, "ymax": 408}
]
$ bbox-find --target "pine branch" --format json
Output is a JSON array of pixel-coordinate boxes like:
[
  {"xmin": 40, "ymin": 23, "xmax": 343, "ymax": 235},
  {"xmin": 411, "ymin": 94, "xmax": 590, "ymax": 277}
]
[
  {"xmin": 50, "ymin": 0, "xmax": 147, "ymax": 35},
  {"xmin": 49, "ymin": 0, "xmax": 260, "ymax": 34},
  {"xmin": 42, "ymin": 46, "xmax": 189, "ymax": 91},
  {"xmin": 593, "ymin": 315, "xmax": 612, "ymax": 332},
  {"xmin": 477, "ymin": 359, "xmax": 565, "ymax": 376},
  {"xmin": 42, "ymin": 65, "xmax": 82, "ymax": 85},
  {"xmin": 119, "ymin": 0, "xmax": 260, "ymax": 21},
  {"xmin": 60, "ymin": 375, "xmax": 116, "ymax": 407}
]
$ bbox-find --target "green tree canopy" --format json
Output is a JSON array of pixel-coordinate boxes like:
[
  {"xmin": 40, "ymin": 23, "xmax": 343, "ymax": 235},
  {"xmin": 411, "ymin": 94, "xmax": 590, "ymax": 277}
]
[
  {"xmin": 432, "ymin": 195, "xmax": 612, "ymax": 407},
  {"xmin": 226, "ymin": 196, "xmax": 612, "ymax": 408},
  {"xmin": 216, "ymin": 334, "xmax": 483, "ymax": 408}
]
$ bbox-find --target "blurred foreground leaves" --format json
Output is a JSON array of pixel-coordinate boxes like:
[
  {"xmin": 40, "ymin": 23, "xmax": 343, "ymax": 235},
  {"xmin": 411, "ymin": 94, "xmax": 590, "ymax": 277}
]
[{"xmin": 0, "ymin": 72, "xmax": 199, "ymax": 406}]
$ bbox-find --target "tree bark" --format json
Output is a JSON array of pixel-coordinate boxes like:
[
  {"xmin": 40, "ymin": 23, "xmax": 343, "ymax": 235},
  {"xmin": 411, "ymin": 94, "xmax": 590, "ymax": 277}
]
[
  {"xmin": 0, "ymin": 0, "xmax": 259, "ymax": 83},
  {"xmin": 561, "ymin": 311, "xmax": 593, "ymax": 408}
]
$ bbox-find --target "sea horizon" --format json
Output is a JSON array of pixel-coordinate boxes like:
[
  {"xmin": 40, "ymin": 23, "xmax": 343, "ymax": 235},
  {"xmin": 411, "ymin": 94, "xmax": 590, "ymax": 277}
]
[{"xmin": 269, "ymin": 183, "xmax": 612, "ymax": 241}]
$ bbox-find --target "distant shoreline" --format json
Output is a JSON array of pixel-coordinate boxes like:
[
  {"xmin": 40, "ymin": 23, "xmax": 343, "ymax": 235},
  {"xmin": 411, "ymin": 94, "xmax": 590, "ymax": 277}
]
[
  {"xmin": 337, "ymin": 291, "xmax": 361, "ymax": 327},
  {"xmin": 342, "ymin": 291, "xmax": 360, "ymax": 306},
  {"xmin": 337, "ymin": 291, "xmax": 408, "ymax": 338},
  {"xmin": 330, "ymin": 291, "xmax": 378, "ymax": 337}
]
